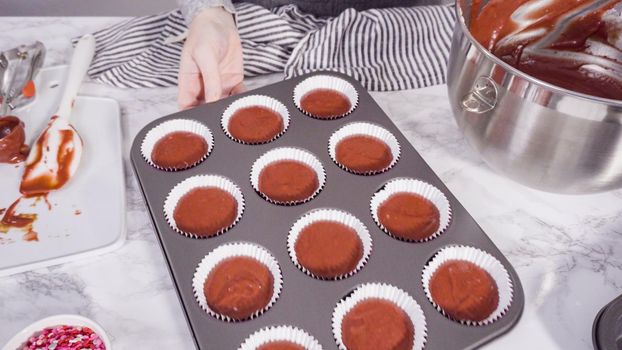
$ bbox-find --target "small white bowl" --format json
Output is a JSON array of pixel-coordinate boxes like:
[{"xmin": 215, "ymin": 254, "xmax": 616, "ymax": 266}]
[{"xmin": 3, "ymin": 314, "xmax": 111, "ymax": 350}]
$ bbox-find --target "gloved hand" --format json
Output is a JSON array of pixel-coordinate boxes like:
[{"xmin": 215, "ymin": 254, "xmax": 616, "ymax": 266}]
[{"xmin": 178, "ymin": 7, "xmax": 244, "ymax": 109}]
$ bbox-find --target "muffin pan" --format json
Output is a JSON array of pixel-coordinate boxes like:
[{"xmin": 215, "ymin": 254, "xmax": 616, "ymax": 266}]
[{"xmin": 130, "ymin": 71, "xmax": 524, "ymax": 349}]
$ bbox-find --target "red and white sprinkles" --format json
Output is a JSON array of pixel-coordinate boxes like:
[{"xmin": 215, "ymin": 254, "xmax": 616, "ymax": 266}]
[{"xmin": 21, "ymin": 325, "xmax": 106, "ymax": 350}]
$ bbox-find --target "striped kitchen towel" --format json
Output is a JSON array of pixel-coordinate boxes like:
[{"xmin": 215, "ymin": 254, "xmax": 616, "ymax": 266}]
[{"xmin": 81, "ymin": 3, "xmax": 456, "ymax": 91}]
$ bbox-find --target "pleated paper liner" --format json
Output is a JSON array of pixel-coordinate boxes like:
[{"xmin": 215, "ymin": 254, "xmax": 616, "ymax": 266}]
[
  {"xmin": 239, "ymin": 325, "xmax": 323, "ymax": 350},
  {"xmin": 421, "ymin": 245, "xmax": 513, "ymax": 326},
  {"xmin": 192, "ymin": 242, "xmax": 283, "ymax": 322},
  {"xmin": 332, "ymin": 282, "xmax": 427, "ymax": 350},
  {"xmin": 287, "ymin": 208, "xmax": 372, "ymax": 280},
  {"xmin": 250, "ymin": 147, "xmax": 326, "ymax": 205},
  {"xmin": 370, "ymin": 178, "xmax": 451, "ymax": 242},
  {"xmin": 141, "ymin": 118, "xmax": 213, "ymax": 171},
  {"xmin": 221, "ymin": 94, "xmax": 290, "ymax": 145},
  {"xmin": 328, "ymin": 122, "xmax": 401, "ymax": 175},
  {"xmin": 293, "ymin": 75, "xmax": 359, "ymax": 120},
  {"xmin": 163, "ymin": 174, "xmax": 244, "ymax": 239}
]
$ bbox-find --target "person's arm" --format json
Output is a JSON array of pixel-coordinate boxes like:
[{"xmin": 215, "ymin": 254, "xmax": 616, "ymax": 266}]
[
  {"xmin": 178, "ymin": 0, "xmax": 236, "ymax": 24},
  {"xmin": 177, "ymin": 0, "xmax": 244, "ymax": 109}
]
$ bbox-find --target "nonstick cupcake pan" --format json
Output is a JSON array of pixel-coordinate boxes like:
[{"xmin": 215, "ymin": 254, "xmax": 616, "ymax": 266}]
[{"xmin": 130, "ymin": 71, "xmax": 525, "ymax": 350}]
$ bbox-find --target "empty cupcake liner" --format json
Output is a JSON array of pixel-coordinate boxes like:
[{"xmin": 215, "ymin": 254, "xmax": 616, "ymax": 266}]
[
  {"xmin": 250, "ymin": 147, "xmax": 326, "ymax": 205},
  {"xmin": 332, "ymin": 282, "xmax": 427, "ymax": 350},
  {"xmin": 421, "ymin": 245, "xmax": 513, "ymax": 326},
  {"xmin": 328, "ymin": 122, "xmax": 401, "ymax": 175},
  {"xmin": 287, "ymin": 208, "xmax": 373, "ymax": 280},
  {"xmin": 163, "ymin": 174, "xmax": 245, "ymax": 239},
  {"xmin": 192, "ymin": 242, "xmax": 283, "ymax": 322},
  {"xmin": 221, "ymin": 94, "xmax": 290, "ymax": 145},
  {"xmin": 141, "ymin": 119, "xmax": 213, "ymax": 171},
  {"xmin": 239, "ymin": 325, "xmax": 323, "ymax": 350},
  {"xmin": 293, "ymin": 75, "xmax": 359, "ymax": 119},
  {"xmin": 370, "ymin": 178, "xmax": 451, "ymax": 242}
]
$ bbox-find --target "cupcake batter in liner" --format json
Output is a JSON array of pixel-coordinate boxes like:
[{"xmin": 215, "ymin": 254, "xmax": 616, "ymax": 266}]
[
  {"xmin": 141, "ymin": 118, "xmax": 213, "ymax": 171},
  {"xmin": 328, "ymin": 122, "xmax": 400, "ymax": 175},
  {"xmin": 250, "ymin": 147, "xmax": 326, "ymax": 205},
  {"xmin": 287, "ymin": 208, "xmax": 372, "ymax": 280},
  {"xmin": 163, "ymin": 174, "xmax": 244, "ymax": 239},
  {"xmin": 421, "ymin": 245, "xmax": 513, "ymax": 326},
  {"xmin": 192, "ymin": 242, "xmax": 283, "ymax": 322},
  {"xmin": 370, "ymin": 178, "xmax": 451, "ymax": 242},
  {"xmin": 221, "ymin": 94, "xmax": 290, "ymax": 145},
  {"xmin": 239, "ymin": 325, "xmax": 323, "ymax": 350}
]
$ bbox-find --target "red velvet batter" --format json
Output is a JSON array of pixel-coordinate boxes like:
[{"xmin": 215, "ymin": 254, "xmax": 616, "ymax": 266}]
[
  {"xmin": 294, "ymin": 220, "xmax": 363, "ymax": 278},
  {"xmin": 257, "ymin": 341, "xmax": 305, "ymax": 350},
  {"xmin": 469, "ymin": 0, "xmax": 622, "ymax": 100},
  {"xmin": 341, "ymin": 298, "xmax": 414, "ymax": 350},
  {"xmin": 336, "ymin": 135, "xmax": 393, "ymax": 173},
  {"xmin": 258, "ymin": 160, "xmax": 319, "ymax": 203},
  {"xmin": 228, "ymin": 106, "xmax": 284, "ymax": 143},
  {"xmin": 377, "ymin": 192, "xmax": 440, "ymax": 241},
  {"xmin": 204, "ymin": 256, "xmax": 274, "ymax": 320},
  {"xmin": 300, "ymin": 89, "xmax": 352, "ymax": 119},
  {"xmin": 173, "ymin": 187, "xmax": 237, "ymax": 237},
  {"xmin": 151, "ymin": 131, "xmax": 207, "ymax": 170},
  {"xmin": 429, "ymin": 260, "xmax": 499, "ymax": 322}
]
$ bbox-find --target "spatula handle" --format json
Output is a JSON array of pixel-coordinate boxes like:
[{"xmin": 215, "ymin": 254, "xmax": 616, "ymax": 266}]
[{"xmin": 56, "ymin": 34, "xmax": 95, "ymax": 121}]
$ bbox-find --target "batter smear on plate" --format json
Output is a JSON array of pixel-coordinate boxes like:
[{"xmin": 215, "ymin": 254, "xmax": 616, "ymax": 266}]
[
  {"xmin": 20, "ymin": 116, "xmax": 82, "ymax": 196},
  {"xmin": 0, "ymin": 198, "xmax": 38, "ymax": 241},
  {"xmin": 1, "ymin": 115, "xmax": 83, "ymax": 242}
]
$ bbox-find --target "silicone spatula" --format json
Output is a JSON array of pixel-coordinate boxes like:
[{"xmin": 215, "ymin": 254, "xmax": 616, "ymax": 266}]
[{"xmin": 20, "ymin": 34, "xmax": 95, "ymax": 196}]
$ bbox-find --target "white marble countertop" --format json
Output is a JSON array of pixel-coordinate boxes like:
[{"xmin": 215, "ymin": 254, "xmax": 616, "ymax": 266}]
[{"xmin": 1, "ymin": 17, "xmax": 621, "ymax": 350}]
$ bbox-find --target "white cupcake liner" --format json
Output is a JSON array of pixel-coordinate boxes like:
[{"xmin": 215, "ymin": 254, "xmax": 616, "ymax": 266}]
[
  {"xmin": 421, "ymin": 245, "xmax": 513, "ymax": 326},
  {"xmin": 141, "ymin": 119, "xmax": 213, "ymax": 171},
  {"xmin": 163, "ymin": 174, "xmax": 245, "ymax": 239},
  {"xmin": 293, "ymin": 75, "xmax": 359, "ymax": 119},
  {"xmin": 239, "ymin": 325, "xmax": 323, "ymax": 350},
  {"xmin": 328, "ymin": 122, "xmax": 401, "ymax": 175},
  {"xmin": 221, "ymin": 95, "xmax": 290, "ymax": 145},
  {"xmin": 287, "ymin": 208, "xmax": 372, "ymax": 280},
  {"xmin": 192, "ymin": 242, "xmax": 283, "ymax": 322},
  {"xmin": 250, "ymin": 147, "xmax": 326, "ymax": 205},
  {"xmin": 370, "ymin": 178, "xmax": 451, "ymax": 242},
  {"xmin": 332, "ymin": 283, "xmax": 427, "ymax": 350}
]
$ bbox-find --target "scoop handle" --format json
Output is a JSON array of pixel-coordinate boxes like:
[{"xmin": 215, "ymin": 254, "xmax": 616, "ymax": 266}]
[{"xmin": 56, "ymin": 34, "xmax": 95, "ymax": 121}]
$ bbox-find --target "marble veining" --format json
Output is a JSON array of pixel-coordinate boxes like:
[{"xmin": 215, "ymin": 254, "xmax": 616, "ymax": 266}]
[{"xmin": 1, "ymin": 17, "xmax": 621, "ymax": 350}]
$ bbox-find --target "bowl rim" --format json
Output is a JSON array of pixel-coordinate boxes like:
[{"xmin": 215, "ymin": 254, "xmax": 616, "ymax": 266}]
[
  {"xmin": 2, "ymin": 314, "xmax": 112, "ymax": 350},
  {"xmin": 454, "ymin": 1, "xmax": 622, "ymax": 107}
]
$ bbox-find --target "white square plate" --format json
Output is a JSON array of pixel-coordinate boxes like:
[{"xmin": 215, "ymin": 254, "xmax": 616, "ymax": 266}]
[{"xmin": 0, "ymin": 66, "xmax": 125, "ymax": 276}]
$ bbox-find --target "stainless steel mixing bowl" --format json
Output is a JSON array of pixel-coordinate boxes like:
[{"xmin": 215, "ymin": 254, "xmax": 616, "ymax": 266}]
[{"xmin": 447, "ymin": 1, "xmax": 622, "ymax": 194}]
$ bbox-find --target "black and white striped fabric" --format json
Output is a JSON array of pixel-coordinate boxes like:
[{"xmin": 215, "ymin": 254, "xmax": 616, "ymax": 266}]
[{"xmin": 83, "ymin": 3, "xmax": 455, "ymax": 91}]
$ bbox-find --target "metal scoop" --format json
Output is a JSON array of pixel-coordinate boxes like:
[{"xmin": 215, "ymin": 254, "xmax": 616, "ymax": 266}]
[
  {"xmin": 19, "ymin": 35, "xmax": 95, "ymax": 196},
  {"xmin": 0, "ymin": 41, "xmax": 46, "ymax": 116}
]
